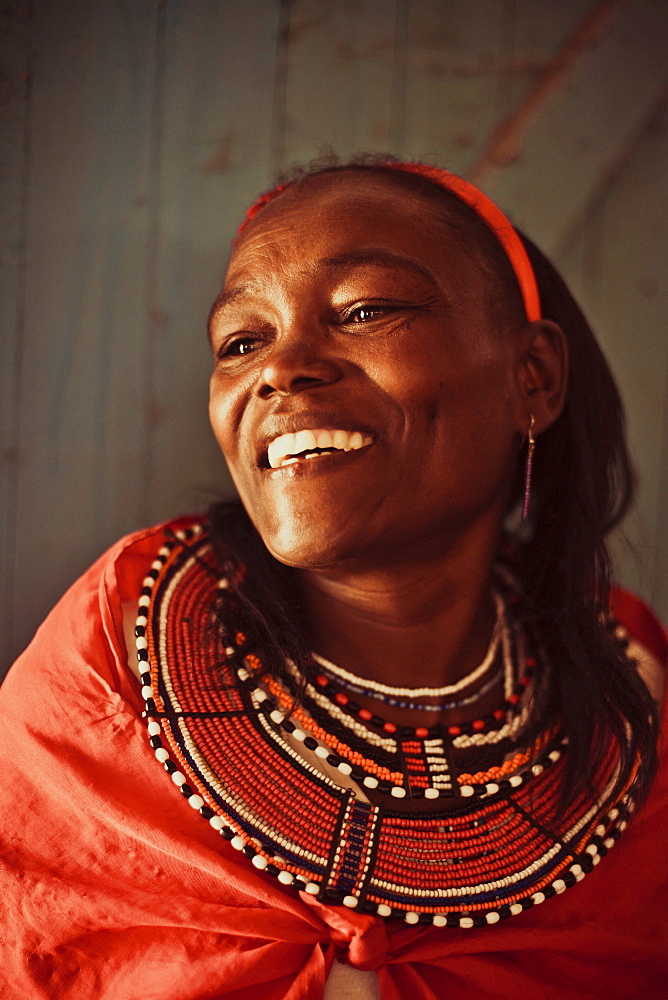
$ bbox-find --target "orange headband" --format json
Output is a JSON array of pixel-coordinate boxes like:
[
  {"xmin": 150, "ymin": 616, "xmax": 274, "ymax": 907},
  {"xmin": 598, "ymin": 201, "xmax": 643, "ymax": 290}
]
[{"xmin": 237, "ymin": 162, "xmax": 541, "ymax": 323}]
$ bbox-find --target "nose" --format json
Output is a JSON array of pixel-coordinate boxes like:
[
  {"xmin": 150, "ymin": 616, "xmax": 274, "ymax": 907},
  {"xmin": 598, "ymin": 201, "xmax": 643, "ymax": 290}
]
[{"xmin": 256, "ymin": 333, "xmax": 344, "ymax": 400}]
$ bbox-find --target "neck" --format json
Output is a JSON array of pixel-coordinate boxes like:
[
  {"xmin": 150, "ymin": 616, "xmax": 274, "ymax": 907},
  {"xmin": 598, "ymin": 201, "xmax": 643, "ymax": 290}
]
[{"xmin": 300, "ymin": 527, "xmax": 501, "ymax": 692}]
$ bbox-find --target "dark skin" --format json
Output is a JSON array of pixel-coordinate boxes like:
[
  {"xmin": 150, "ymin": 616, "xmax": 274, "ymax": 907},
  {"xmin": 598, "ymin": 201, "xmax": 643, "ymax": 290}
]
[{"xmin": 207, "ymin": 170, "xmax": 568, "ymax": 735}]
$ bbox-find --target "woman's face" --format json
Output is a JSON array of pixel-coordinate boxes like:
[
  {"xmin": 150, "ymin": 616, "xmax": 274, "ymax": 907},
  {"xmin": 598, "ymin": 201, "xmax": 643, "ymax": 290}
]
[{"xmin": 209, "ymin": 171, "xmax": 526, "ymax": 570}]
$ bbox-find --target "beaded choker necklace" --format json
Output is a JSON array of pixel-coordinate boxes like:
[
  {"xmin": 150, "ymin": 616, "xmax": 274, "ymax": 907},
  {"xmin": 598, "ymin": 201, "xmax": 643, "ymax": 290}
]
[{"xmin": 138, "ymin": 523, "xmax": 637, "ymax": 928}]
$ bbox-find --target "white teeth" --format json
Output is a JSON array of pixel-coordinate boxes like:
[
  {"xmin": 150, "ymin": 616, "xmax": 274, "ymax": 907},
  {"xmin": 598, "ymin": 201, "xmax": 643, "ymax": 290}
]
[
  {"xmin": 333, "ymin": 430, "xmax": 349, "ymax": 451},
  {"xmin": 266, "ymin": 428, "xmax": 374, "ymax": 469},
  {"xmin": 293, "ymin": 429, "xmax": 318, "ymax": 454}
]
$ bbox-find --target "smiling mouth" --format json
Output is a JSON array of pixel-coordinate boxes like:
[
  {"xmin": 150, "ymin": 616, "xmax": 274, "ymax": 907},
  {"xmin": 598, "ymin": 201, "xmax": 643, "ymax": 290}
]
[{"xmin": 266, "ymin": 428, "xmax": 374, "ymax": 469}]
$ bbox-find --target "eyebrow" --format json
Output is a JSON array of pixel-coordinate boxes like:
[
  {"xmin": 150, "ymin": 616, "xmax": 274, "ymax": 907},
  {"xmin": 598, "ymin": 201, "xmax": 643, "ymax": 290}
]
[
  {"xmin": 316, "ymin": 249, "xmax": 440, "ymax": 288},
  {"xmin": 208, "ymin": 248, "xmax": 441, "ymax": 338}
]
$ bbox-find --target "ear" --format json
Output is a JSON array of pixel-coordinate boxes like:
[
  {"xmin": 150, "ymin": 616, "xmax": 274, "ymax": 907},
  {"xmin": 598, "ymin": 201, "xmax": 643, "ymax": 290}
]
[{"xmin": 513, "ymin": 320, "xmax": 568, "ymax": 436}]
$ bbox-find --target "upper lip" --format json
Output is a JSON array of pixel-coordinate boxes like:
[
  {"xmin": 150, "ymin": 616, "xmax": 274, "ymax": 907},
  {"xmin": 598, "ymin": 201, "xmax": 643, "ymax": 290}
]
[{"xmin": 255, "ymin": 410, "xmax": 379, "ymax": 468}]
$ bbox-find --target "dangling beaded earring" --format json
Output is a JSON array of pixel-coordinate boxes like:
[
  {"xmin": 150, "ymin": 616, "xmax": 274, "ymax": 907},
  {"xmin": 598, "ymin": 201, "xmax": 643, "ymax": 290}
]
[{"xmin": 522, "ymin": 415, "xmax": 535, "ymax": 521}]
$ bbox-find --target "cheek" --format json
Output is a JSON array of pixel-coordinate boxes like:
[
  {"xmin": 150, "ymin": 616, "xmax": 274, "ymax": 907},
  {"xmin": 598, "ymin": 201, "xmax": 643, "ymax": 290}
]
[{"xmin": 208, "ymin": 376, "xmax": 240, "ymax": 460}]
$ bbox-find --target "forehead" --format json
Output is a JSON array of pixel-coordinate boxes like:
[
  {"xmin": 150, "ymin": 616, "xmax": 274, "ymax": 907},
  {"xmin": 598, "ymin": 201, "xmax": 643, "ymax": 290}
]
[{"xmin": 225, "ymin": 170, "xmax": 480, "ymax": 290}]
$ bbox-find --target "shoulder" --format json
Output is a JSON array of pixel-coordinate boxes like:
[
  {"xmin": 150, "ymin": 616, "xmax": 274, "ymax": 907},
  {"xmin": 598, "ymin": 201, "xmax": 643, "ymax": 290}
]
[
  {"xmin": 611, "ymin": 587, "xmax": 667, "ymax": 709},
  {"xmin": 1, "ymin": 515, "xmax": 208, "ymax": 708}
]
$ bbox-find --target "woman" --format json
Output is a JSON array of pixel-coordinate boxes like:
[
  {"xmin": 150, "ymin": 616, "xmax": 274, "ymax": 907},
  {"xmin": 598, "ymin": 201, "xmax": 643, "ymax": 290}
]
[{"xmin": 1, "ymin": 159, "xmax": 666, "ymax": 1000}]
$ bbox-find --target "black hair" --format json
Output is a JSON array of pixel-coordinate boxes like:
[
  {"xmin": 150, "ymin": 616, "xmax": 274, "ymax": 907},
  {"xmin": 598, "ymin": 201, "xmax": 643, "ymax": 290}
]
[{"xmin": 209, "ymin": 156, "xmax": 659, "ymax": 811}]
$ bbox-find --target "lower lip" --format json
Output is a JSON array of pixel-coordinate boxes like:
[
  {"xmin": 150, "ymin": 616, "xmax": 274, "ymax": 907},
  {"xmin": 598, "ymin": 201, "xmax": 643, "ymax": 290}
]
[{"xmin": 263, "ymin": 444, "xmax": 375, "ymax": 479}]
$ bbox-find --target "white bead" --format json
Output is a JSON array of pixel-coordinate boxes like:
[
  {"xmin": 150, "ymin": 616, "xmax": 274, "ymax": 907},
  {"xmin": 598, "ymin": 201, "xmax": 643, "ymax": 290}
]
[
  {"xmin": 485, "ymin": 782, "xmax": 499, "ymax": 795},
  {"xmin": 270, "ymin": 710, "xmax": 284, "ymax": 724},
  {"xmin": 252, "ymin": 855, "xmax": 268, "ymax": 870},
  {"xmin": 337, "ymin": 761, "xmax": 352, "ymax": 776},
  {"xmin": 171, "ymin": 771, "xmax": 186, "ymax": 787},
  {"xmin": 510, "ymin": 903, "xmax": 523, "ymax": 915},
  {"xmin": 141, "ymin": 686, "xmax": 153, "ymax": 700},
  {"xmin": 155, "ymin": 748, "xmax": 169, "ymax": 763},
  {"xmin": 224, "ymin": 646, "xmax": 235, "ymax": 656},
  {"xmin": 585, "ymin": 844, "xmax": 598, "ymax": 856},
  {"xmin": 548, "ymin": 750, "xmax": 561, "ymax": 762},
  {"xmin": 254, "ymin": 689, "xmax": 267, "ymax": 703},
  {"xmin": 404, "ymin": 912, "xmax": 419, "ymax": 925},
  {"xmin": 237, "ymin": 667, "xmax": 249, "ymax": 681},
  {"xmin": 230, "ymin": 836, "xmax": 245, "ymax": 851},
  {"xmin": 304, "ymin": 882, "xmax": 320, "ymax": 895},
  {"xmin": 459, "ymin": 917, "xmax": 474, "ymax": 928},
  {"xmin": 509, "ymin": 775, "xmax": 523, "ymax": 787},
  {"xmin": 188, "ymin": 794, "xmax": 204, "ymax": 810},
  {"xmin": 376, "ymin": 903, "xmax": 392, "ymax": 917},
  {"xmin": 277, "ymin": 871, "xmax": 294, "ymax": 885},
  {"xmin": 575, "ymin": 872, "xmax": 585, "ymax": 882},
  {"xmin": 292, "ymin": 729, "xmax": 305, "ymax": 742},
  {"xmin": 531, "ymin": 764, "xmax": 543, "ymax": 776},
  {"xmin": 343, "ymin": 895, "xmax": 358, "ymax": 908},
  {"xmin": 432, "ymin": 914, "xmax": 447, "ymax": 927},
  {"xmin": 486, "ymin": 911, "xmax": 500, "ymax": 924},
  {"xmin": 363, "ymin": 776, "xmax": 379, "ymax": 789},
  {"xmin": 138, "ymin": 595, "xmax": 150, "ymax": 607},
  {"xmin": 136, "ymin": 636, "xmax": 148, "ymax": 650},
  {"xmin": 147, "ymin": 721, "xmax": 161, "ymax": 736},
  {"xmin": 609, "ymin": 807, "xmax": 619, "ymax": 820},
  {"xmin": 553, "ymin": 879, "xmax": 566, "ymax": 893},
  {"xmin": 532, "ymin": 892, "xmax": 545, "ymax": 904},
  {"xmin": 592, "ymin": 854, "xmax": 601, "ymax": 866},
  {"xmin": 315, "ymin": 745, "xmax": 329, "ymax": 759},
  {"xmin": 424, "ymin": 787, "xmax": 439, "ymax": 800},
  {"xmin": 603, "ymin": 837, "xmax": 615, "ymax": 849},
  {"xmin": 459, "ymin": 785, "xmax": 474, "ymax": 797},
  {"xmin": 569, "ymin": 864, "xmax": 582, "ymax": 877},
  {"xmin": 594, "ymin": 823, "xmax": 606, "ymax": 836},
  {"xmin": 390, "ymin": 786, "xmax": 406, "ymax": 798},
  {"xmin": 209, "ymin": 815, "xmax": 224, "ymax": 830}
]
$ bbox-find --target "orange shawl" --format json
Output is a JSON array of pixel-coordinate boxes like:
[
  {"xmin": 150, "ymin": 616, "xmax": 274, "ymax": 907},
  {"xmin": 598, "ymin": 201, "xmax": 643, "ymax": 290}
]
[{"xmin": 1, "ymin": 520, "xmax": 666, "ymax": 999}]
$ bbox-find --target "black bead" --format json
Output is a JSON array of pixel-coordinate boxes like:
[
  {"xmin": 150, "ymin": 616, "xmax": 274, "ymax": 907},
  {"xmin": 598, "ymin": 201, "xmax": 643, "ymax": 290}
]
[
  {"xmin": 293, "ymin": 878, "xmax": 307, "ymax": 892},
  {"xmin": 149, "ymin": 736, "xmax": 162, "ymax": 749},
  {"xmin": 134, "ymin": 625, "xmax": 146, "ymax": 637},
  {"xmin": 145, "ymin": 698, "xmax": 156, "ymax": 712},
  {"xmin": 446, "ymin": 914, "xmax": 460, "ymax": 928},
  {"xmin": 140, "ymin": 586, "xmax": 152, "ymax": 598},
  {"xmin": 521, "ymin": 897, "xmax": 534, "ymax": 910},
  {"xmin": 180, "ymin": 784, "xmax": 193, "ymax": 798},
  {"xmin": 542, "ymin": 885, "xmax": 556, "ymax": 899},
  {"xmin": 497, "ymin": 904, "xmax": 512, "ymax": 920},
  {"xmin": 303, "ymin": 737, "xmax": 318, "ymax": 751},
  {"xmin": 562, "ymin": 872, "xmax": 577, "ymax": 889},
  {"xmin": 266, "ymin": 864, "xmax": 280, "ymax": 877},
  {"xmin": 326, "ymin": 755, "xmax": 341, "ymax": 768},
  {"xmin": 418, "ymin": 912, "xmax": 433, "ymax": 925},
  {"xmin": 472, "ymin": 914, "xmax": 486, "ymax": 928},
  {"xmin": 137, "ymin": 648, "xmax": 149, "ymax": 662},
  {"xmin": 221, "ymin": 827, "xmax": 235, "ymax": 840},
  {"xmin": 164, "ymin": 760, "xmax": 176, "ymax": 774},
  {"xmin": 371, "ymin": 715, "xmax": 384, "ymax": 728},
  {"xmin": 242, "ymin": 845, "xmax": 256, "ymax": 859},
  {"xmin": 200, "ymin": 805, "xmax": 214, "ymax": 820},
  {"xmin": 140, "ymin": 672, "xmax": 151, "ymax": 686},
  {"xmin": 282, "ymin": 719, "xmax": 295, "ymax": 733}
]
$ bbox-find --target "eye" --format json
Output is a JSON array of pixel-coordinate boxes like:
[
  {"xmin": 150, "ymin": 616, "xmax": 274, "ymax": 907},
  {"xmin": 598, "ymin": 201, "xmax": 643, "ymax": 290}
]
[
  {"xmin": 217, "ymin": 336, "xmax": 261, "ymax": 360},
  {"xmin": 346, "ymin": 305, "xmax": 388, "ymax": 324}
]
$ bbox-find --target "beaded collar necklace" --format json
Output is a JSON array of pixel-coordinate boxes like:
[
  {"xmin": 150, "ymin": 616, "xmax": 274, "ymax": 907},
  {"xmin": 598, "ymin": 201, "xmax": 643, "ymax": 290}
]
[{"xmin": 137, "ymin": 523, "xmax": 637, "ymax": 928}]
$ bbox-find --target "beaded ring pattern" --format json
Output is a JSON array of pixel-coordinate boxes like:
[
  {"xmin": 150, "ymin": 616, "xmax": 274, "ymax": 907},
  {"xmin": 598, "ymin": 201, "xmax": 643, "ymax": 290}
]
[{"xmin": 137, "ymin": 524, "xmax": 637, "ymax": 928}]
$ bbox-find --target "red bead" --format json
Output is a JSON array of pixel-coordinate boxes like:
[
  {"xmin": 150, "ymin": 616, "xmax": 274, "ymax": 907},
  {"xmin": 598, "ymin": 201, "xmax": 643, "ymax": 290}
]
[
  {"xmin": 448, "ymin": 725, "xmax": 461, "ymax": 736},
  {"xmin": 334, "ymin": 692, "xmax": 349, "ymax": 706},
  {"xmin": 493, "ymin": 709, "xmax": 505, "ymax": 720},
  {"xmin": 315, "ymin": 675, "xmax": 328, "ymax": 687},
  {"xmin": 472, "ymin": 719, "xmax": 486, "ymax": 731},
  {"xmin": 508, "ymin": 693, "xmax": 520, "ymax": 705},
  {"xmin": 414, "ymin": 727, "xmax": 429, "ymax": 738},
  {"xmin": 358, "ymin": 708, "xmax": 373, "ymax": 721},
  {"xmin": 382, "ymin": 721, "xmax": 397, "ymax": 734}
]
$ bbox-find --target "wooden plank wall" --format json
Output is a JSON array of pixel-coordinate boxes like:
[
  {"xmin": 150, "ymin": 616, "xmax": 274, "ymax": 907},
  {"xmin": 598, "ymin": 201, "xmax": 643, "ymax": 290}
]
[{"xmin": 2, "ymin": 0, "xmax": 667, "ymax": 677}]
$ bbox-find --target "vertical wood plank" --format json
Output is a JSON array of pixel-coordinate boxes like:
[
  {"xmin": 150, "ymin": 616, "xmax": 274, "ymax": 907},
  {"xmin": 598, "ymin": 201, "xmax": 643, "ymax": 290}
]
[
  {"xmin": 278, "ymin": 0, "xmax": 402, "ymax": 169},
  {"xmin": 402, "ymin": 0, "xmax": 593, "ymax": 172},
  {"xmin": 146, "ymin": 0, "xmax": 281, "ymax": 524},
  {"xmin": 8, "ymin": 0, "xmax": 159, "ymax": 669},
  {"xmin": 0, "ymin": 0, "xmax": 32, "ymax": 674}
]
